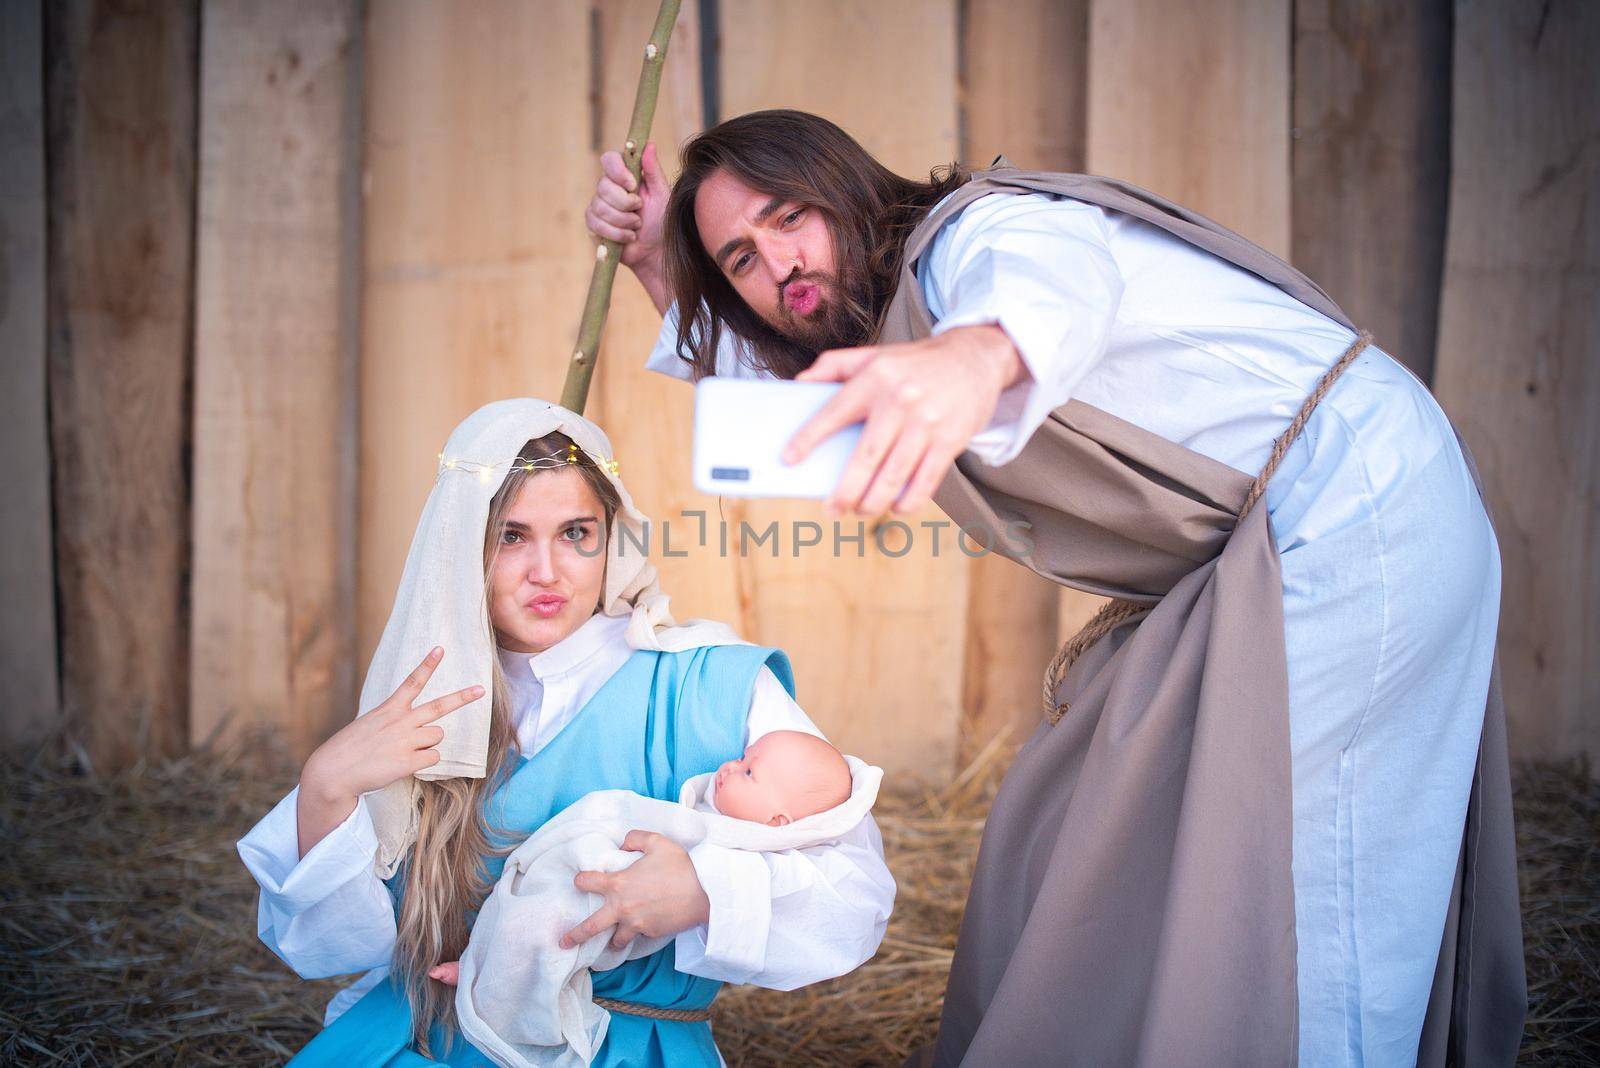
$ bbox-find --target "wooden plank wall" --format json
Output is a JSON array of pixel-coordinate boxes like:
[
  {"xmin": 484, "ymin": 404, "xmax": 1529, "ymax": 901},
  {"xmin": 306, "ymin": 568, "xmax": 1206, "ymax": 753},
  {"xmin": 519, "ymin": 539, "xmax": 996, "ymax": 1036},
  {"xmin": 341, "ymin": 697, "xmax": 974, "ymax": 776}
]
[
  {"xmin": 45, "ymin": 0, "xmax": 197, "ymax": 771},
  {"xmin": 358, "ymin": 0, "xmax": 595, "ymax": 678},
  {"xmin": 1433, "ymin": 0, "xmax": 1600, "ymax": 765},
  {"xmin": 17, "ymin": 1, "xmax": 1599, "ymax": 775},
  {"xmin": 0, "ymin": 0, "xmax": 59, "ymax": 748},
  {"xmin": 962, "ymin": 0, "xmax": 1088, "ymax": 175},
  {"xmin": 189, "ymin": 0, "xmax": 362, "ymax": 757},
  {"xmin": 1087, "ymin": 0, "xmax": 1292, "ymax": 257},
  {"xmin": 1291, "ymin": 0, "xmax": 1451, "ymax": 381},
  {"xmin": 718, "ymin": 1, "xmax": 969, "ymax": 783}
]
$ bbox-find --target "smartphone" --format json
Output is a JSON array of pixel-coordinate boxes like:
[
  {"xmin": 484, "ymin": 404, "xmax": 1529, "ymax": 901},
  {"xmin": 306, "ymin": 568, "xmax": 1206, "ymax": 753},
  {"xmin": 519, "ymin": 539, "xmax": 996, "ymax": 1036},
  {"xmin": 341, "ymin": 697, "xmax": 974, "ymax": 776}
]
[{"xmin": 692, "ymin": 378, "xmax": 861, "ymax": 499}]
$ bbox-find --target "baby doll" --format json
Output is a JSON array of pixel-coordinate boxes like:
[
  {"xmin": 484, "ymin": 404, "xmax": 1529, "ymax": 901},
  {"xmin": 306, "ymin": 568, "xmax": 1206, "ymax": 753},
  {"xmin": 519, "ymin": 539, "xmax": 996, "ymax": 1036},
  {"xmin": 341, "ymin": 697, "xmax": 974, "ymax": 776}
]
[
  {"xmin": 432, "ymin": 730, "xmax": 876, "ymax": 1068},
  {"xmin": 707, "ymin": 729, "xmax": 853, "ymax": 825},
  {"xmin": 431, "ymin": 730, "xmax": 852, "ymax": 984}
]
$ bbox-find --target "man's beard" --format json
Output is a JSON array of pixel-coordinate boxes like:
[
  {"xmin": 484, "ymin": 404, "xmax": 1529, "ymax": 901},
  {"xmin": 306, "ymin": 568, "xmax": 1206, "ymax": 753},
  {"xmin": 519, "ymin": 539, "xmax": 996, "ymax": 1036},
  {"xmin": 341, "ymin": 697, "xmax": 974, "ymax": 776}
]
[{"xmin": 772, "ymin": 270, "xmax": 871, "ymax": 353}]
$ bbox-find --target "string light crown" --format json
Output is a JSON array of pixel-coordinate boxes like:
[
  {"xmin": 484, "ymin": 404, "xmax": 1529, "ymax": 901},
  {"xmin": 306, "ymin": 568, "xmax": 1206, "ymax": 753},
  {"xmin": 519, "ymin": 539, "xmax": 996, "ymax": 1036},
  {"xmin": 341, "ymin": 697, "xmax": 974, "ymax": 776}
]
[{"xmin": 435, "ymin": 443, "xmax": 621, "ymax": 482}]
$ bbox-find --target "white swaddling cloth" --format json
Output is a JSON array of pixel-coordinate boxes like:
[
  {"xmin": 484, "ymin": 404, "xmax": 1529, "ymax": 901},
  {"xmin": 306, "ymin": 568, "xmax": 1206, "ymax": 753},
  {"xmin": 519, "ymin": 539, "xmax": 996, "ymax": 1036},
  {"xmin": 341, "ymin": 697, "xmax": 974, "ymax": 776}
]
[{"xmin": 454, "ymin": 755, "xmax": 883, "ymax": 1068}]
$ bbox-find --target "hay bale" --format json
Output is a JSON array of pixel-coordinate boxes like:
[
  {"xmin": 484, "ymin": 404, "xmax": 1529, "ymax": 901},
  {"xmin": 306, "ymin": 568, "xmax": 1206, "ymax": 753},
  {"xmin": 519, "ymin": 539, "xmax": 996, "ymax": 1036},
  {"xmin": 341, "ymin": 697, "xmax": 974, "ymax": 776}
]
[
  {"xmin": 0, "ymin": 734, "xmax": 347, "ymax": 1064},
  {"xmin": 1, "ymin": 737, "xmax": 1594, "ymax": 1065},
  {"xmin": 1514, "ymin": 759, "xmax": 1600, "ymax": 1065}
]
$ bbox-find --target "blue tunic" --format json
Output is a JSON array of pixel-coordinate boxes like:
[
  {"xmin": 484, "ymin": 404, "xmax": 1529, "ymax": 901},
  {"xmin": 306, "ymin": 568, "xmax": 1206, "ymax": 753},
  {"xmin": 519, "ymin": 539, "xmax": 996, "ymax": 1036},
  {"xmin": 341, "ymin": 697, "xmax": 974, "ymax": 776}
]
[{"xmin": 290, "ymin": 644, "xmax": 794, "ymax": 1067}]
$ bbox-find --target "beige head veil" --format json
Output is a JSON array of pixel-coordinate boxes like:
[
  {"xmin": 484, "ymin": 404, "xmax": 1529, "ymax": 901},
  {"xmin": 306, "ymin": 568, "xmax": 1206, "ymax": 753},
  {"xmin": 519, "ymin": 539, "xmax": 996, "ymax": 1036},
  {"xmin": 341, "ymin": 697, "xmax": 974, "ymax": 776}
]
[{"xmin": 361, "ymin": 398, "xmax": 744, "ymax": 876}]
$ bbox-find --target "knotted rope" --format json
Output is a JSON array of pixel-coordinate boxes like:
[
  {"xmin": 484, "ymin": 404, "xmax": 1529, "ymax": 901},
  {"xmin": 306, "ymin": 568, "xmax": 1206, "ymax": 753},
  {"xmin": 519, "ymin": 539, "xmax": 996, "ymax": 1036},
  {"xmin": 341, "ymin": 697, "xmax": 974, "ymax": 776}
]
[
  {"xmin": 593, "ymin": 996, "xmax": 712, "ymax": 1023},
  {"xmin": 1043, "ymin": 331, "xmax": 1373, "ymax": 723}
]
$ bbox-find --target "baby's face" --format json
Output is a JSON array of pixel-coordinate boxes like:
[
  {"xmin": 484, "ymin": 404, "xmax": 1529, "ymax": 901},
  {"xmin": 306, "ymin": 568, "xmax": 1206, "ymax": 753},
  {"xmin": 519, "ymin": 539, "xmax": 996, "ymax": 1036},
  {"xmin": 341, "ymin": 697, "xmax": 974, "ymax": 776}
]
[{"xmin": 712, "ymin": 730, "xmax": 850, "ymax": 827}]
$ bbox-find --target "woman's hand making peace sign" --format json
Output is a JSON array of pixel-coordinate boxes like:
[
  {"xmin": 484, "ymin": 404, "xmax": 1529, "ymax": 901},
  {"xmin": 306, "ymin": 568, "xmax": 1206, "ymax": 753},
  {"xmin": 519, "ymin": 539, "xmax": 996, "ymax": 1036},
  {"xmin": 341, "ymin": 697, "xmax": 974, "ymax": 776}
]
[{"xmin": 295, "ymin": 647, "xmax": 483, "ymax": 858}]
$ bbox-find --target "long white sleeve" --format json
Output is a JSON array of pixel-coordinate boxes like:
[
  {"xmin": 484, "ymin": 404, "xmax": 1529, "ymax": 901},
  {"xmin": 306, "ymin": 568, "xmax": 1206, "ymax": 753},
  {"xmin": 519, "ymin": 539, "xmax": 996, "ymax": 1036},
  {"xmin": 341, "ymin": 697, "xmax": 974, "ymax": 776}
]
[
  {"xmin": 673, "ymin": 667, "xmax": 896, "ymax": 989},
  {"xmin": 236, "ymin": 787, "xmax": 397, "ymax": 981},
  {"xmin": 921, "ymin": 191, "xmax": 1125, "ymax": 466},
  {"xmin": 644, "ymin": 301, "xmax": 773, "ymax": 382}
]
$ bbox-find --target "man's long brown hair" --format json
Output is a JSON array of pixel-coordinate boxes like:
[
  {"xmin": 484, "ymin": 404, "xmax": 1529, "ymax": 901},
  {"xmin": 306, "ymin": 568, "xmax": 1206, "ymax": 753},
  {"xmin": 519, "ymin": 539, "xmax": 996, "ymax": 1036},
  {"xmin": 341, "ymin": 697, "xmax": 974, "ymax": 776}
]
[{"xmin": 662, "ymin": 109, "xmax": 965, "ymax": 380}]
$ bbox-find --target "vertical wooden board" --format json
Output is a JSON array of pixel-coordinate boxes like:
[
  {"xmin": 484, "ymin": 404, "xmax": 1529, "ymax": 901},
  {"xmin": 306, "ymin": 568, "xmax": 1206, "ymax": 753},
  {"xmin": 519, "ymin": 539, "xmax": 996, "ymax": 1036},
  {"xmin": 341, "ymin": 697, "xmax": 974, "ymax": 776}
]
[
  {"xmin": 1291, "ymin": 0, "xmax": 1450, "ymax": 381},
  {"xmin": 721, "ymin": 2, "xmax": 960, "ymax": 177},
  {"xmin": 959, "ymin": 555, "xmax": 1058, "ymax": 760},
  {"xmin": 189, "ymin": 0, "xmax": 361, "ymax": 758},
  {"xmin": 359, "ymin": 0, "xmax": 594, "ymax": 669},
  {"xmin": 961, "ymin": 0, "xmax": 1088, "ymax": 172},
  {"xmin": 588, "ymin": 0, "xmax": 745, "ymax": 631},
  {"xmin": 1433, "ymin": 0, "xmax": 1600, "ymax": 765},
  {"xmin": 45, "ymin": 0, "xmax": 197, "ymax": 771},
  {"xmin": 720, "ymin": 1, "xmax": 966, "ymax": 784},
  {"xmin": 1086, "ymin": 0, "xmax": 1291, "ymax": 256},
  {"xmin": 0, "ymin": 0, "xmax": 60, "ymax": 748},
  {"xmin": 960, "ymin": 0, "xmax": 1096, "ymax": 761}
]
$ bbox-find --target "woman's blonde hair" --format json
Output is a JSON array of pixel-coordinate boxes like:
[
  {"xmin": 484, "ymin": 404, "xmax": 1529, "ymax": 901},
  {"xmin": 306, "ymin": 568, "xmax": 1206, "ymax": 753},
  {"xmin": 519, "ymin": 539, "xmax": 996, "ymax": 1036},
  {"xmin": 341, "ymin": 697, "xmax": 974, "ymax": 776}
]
[{"xmin": 393, "ymin": 431, "xmax": 623, "ymax": 1054}]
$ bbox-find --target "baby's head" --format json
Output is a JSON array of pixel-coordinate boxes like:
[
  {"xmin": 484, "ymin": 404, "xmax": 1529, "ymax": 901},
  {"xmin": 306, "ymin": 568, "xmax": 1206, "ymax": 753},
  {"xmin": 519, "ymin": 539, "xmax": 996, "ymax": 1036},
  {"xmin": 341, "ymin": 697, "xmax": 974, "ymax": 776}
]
[{"xmin": 712, "ymin": 730, "xmax": 852, "ymax": 827}]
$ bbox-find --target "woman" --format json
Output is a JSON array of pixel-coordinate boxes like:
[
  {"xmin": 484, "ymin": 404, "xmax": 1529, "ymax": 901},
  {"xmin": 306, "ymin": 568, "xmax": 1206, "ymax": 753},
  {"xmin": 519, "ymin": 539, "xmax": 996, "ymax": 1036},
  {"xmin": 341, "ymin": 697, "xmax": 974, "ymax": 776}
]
[{"xmin": 237, "ymin": 399, "xmax": 895, "ymax": 1065}]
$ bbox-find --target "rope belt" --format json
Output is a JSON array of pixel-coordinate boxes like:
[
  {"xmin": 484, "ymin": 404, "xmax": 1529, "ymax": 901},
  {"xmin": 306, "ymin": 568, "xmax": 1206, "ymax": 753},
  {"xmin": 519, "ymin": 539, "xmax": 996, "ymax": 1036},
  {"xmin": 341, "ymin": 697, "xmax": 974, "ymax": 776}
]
[
  {"xmin": 593, "ymin": 996, "xmax": 712, "ymax": 1023},
  {"xmin": 1043, "ymin": 331, "xmax": 1374, "ymax": 724}
]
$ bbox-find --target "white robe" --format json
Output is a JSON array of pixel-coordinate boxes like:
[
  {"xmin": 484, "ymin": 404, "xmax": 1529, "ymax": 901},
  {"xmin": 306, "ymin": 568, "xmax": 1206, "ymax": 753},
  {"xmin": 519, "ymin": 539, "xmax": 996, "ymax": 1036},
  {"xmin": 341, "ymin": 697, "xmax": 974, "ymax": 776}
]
[
  {"xmin": 646, "ymin": 190, "xmax": 1500, "ymax": 1067},
  {"xmin": 237, "ymin": 611, "xmax": 896, "ymax": 1027}
]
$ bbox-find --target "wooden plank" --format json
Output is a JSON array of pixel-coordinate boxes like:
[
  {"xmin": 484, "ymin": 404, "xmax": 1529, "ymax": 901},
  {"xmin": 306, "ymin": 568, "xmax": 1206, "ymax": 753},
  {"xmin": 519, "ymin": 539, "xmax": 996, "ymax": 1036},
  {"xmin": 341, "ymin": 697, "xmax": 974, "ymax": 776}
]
[
  {"xmin": 45, "ymin": 0, "xmax": 197, "ymax": 771},
  {"xmin": 960, "ymin": 556, "xmax": 1058, "ymax": 759},
  {"xmin": 1432, "ymin": 0, "xmax": 1600, "ymax": 766},
  {"xmin": 0, "ymin": 0, "xmax": 60, "ymax": 749},
  {"xmin": 189, "ymin": 1, "xmax": 361, "ymax": 759},
  {"xmin": 359, "ymin": 0, "xmax": 595, "ymax": 667},
  {"xmin": 959, "ymin": 0, "xmax": 1095, "ymax": 762},
  {"xmin": 1291, "ymin": 0, "xmax": 1450, "ymax": 381},
  {"xmin": 720, "ymin": 2, "xmax": 960, "ymax": 177},
  {"xmin": 961, "ymin": 0, "xmax": 1088, "ymax": 172},
  {"xmin": 720, "ymin": 1, "xmax": 966, "ymax": 784},
  {"xmin": 587, "ymin": 0, "xmax": 746, "ymax": 632},
  {"xmin": 1086, "ymin": 0, "xmax": 1291, "ymax": 256}
]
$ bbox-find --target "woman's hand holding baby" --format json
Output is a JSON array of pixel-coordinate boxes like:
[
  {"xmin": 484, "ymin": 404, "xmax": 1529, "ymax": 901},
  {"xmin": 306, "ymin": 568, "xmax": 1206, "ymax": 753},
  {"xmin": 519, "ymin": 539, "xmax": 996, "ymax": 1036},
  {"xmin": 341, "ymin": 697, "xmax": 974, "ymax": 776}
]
[
  {"xmin": 427, "ymin": 834, "xmax": 708, "ymax": 984},
  {"xmin": 295, "ymin": 647, "xmax": 483, "ymax": 858},
  {"xmin": 561, "ymin": 831, "xmax": 711, "ymax": 952}
]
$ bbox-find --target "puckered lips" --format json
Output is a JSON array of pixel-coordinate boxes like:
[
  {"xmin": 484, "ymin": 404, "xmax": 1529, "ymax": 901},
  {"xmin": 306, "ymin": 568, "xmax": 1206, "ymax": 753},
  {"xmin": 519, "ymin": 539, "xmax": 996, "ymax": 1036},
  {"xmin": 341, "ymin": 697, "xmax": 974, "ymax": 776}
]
[
  {"xmin": 783, "ymin": 279, "xmax": 821, "ymax": 316},
  {"xmin": 526, "ymin": 593, "xmax": 567, "ymax": 618}
]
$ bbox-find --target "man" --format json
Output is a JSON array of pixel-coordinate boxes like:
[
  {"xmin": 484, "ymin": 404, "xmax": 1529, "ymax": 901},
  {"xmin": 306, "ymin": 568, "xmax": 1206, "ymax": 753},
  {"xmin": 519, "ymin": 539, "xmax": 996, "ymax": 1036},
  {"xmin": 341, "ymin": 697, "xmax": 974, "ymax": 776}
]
[{"xmin": 585, "ymin": 109, "xmax": 1522, "ymax": 1066}]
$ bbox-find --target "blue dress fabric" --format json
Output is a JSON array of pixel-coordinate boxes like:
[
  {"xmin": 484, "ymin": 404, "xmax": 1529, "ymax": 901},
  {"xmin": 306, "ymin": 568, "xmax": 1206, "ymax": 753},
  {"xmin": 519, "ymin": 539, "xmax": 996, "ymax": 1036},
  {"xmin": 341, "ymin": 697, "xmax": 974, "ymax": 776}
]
[{"xmin": 290, "ymin": 644, "xmax": 795, "ymax": 1067}]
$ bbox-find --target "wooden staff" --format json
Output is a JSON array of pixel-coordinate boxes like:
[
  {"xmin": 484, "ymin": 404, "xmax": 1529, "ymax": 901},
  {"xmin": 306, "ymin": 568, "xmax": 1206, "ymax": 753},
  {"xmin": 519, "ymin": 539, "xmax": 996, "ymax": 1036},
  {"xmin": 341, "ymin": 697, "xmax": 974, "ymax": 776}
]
[{"xmin": 560, "ymin": 0, "xmax": 682, "ymax": 415}]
